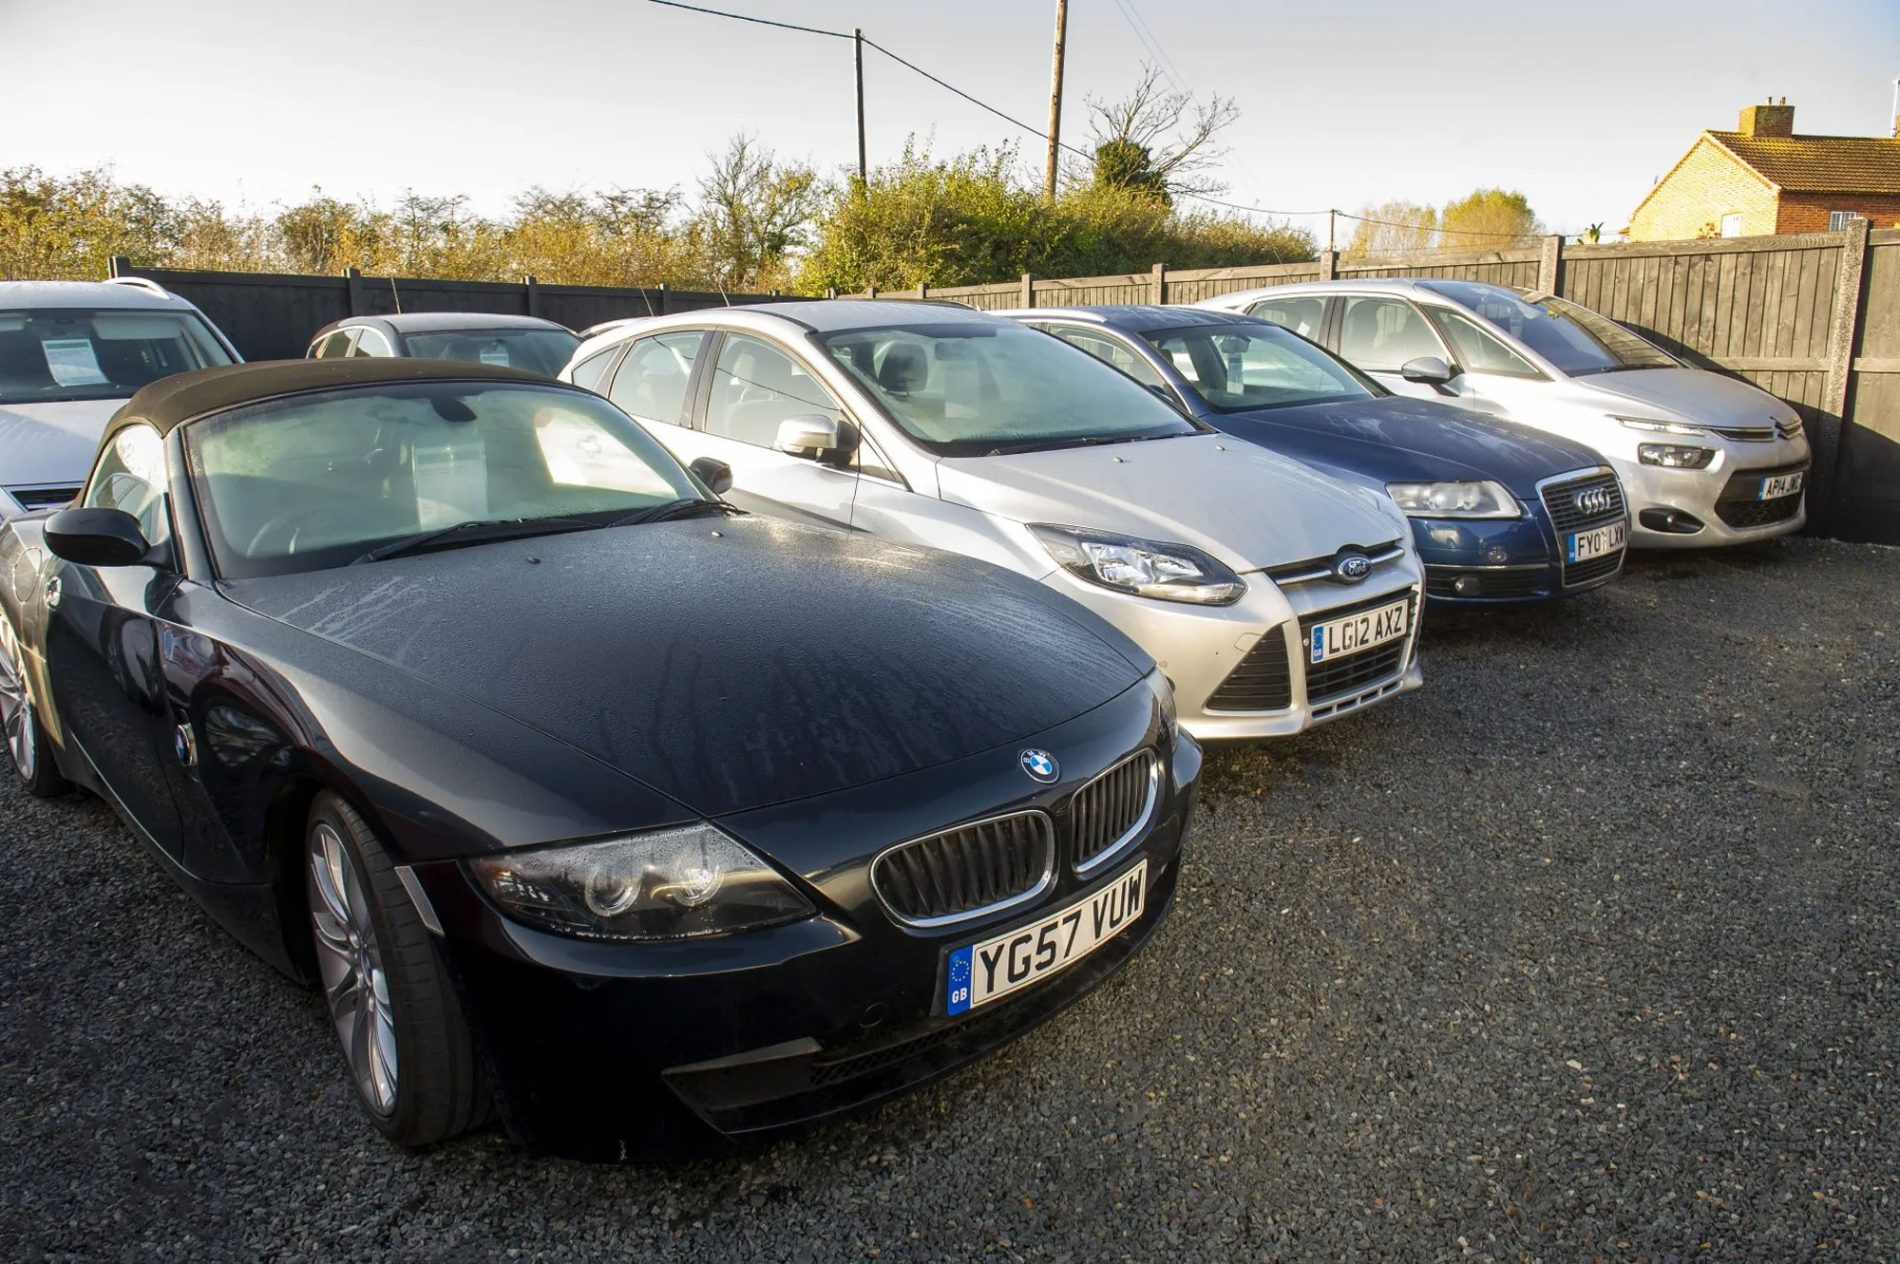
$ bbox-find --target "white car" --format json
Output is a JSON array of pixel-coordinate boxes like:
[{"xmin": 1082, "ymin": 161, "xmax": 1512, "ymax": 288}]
[
  {"xmin": 0, "ymin": 278, "xmax": 241, "ymax": 515},
  {"xmin": 563, "ymin": 301, "xmax": 1426, "ymax": 741},
  {"xmin": 1198, "ymin": 279, "xmax": 1812, "ymax": 548}
]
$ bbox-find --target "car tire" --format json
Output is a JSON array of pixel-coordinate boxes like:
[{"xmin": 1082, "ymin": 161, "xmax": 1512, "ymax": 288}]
[
  {"xmin": 0, "ymin": 615, "xmax": 70, "ymax": 799},
  {"xmin": 304, "ymin": 791, "xmax": 489, "ymax": 1147}
]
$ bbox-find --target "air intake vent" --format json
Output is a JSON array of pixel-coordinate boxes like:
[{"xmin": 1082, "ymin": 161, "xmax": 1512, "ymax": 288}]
[
  {"xmin": 872, "ymin": 811, "xmax": 1054, "ymax": 927},
  {"xmin": 1070, "ymin": 750, "xmax": 1158, "ymax": 875}
]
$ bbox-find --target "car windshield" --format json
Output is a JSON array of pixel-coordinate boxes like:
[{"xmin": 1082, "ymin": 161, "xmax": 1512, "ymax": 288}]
[
  {"xmin": 1419, "ymin": 282, "xmax": 1677, "ymax": 376},
  {"xmin": 818, "ymin": 320, "xmax": 1200, "ymax": 455},
  {"xmin": 399, "ymin": 328, "xmax": 581, "ymax": 376},
  {"xmin": 0, "ymin": 308, "xmax": 235, "ymax": 405},
  {"xmin": 1142, "ymin": 323, "xmax": 1377, "ymax": 412},
  {"xmin": 186, "ymin": 382, "xmax": 705, "ymax": 578}
]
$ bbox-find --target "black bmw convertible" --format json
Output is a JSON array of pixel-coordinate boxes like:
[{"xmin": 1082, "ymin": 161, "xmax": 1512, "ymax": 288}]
[{"xmin": 0, "ymin": 359, "xmax": 1199, "ymax": 1159}]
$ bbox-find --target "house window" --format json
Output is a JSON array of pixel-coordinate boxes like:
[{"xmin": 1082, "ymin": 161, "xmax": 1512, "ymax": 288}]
[
  {"xmin": 1828, "ymin": 210, "xmax": 1860, "ymax": 230},
  {"xmin": 1719, "ymin": 213, "xmax": 1744, "ymax": 237}
]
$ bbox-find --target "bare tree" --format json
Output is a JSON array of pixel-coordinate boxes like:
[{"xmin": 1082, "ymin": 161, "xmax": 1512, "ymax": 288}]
[
  {"xmin": 1084, "ymin": 64, "xmax": 1238, "ymax": 203},
  {"xmin": 693, "ymin": 134, "xmax": 820, "ymax": 290},
  {"xmin": 1344, "ymin": 201, "xmax": 1440, "ymax": 257}
]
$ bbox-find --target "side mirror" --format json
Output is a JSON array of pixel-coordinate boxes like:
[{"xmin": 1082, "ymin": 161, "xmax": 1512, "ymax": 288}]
[
  {"xmin": 44, "ymin": 507, "xmax": 153, "ymax": 568},
  {"xmin": 773, "ymin": 414, "xmax": 856, "ymax": 465},
  {"xmin": 1399, "ymin": 355, "xmax": 1455, "ymax": 386},
  {"xmin": 687, "ymin": 457, "xmax": 733, "ymax": 496}
]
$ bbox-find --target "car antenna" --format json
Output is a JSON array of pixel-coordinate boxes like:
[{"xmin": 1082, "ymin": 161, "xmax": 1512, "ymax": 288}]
[
  {"xmin": 718, "ymin": 284, "xmax": 731, "ymax": 307},
  {"xmin": 388, "ymin": 275, "xmax": 402, "ymax": 314},
  {"xmin": 638, "ymin": 286, "xmax": 655, "ymax": 317}
]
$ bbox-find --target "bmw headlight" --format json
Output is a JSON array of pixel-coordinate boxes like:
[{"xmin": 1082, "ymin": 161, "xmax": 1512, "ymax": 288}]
[
  {"xmin": 1030, "ymin": 524, "xmax": 1244, "ymax": 605},
  {"xmin": 467, "ymin": 823, "xmax": 814, "ymax": 941},
  {"xmin": 1383, "ymin": 480, "xmax": 1521, "ymax": 519},
  {"xmin": 1144, "ymin": 667, "xmax": 1178, "ymax": 738},
  {"xmin": 1614, "ymin": 415, "xmax": 1703, "ymax": 436}
]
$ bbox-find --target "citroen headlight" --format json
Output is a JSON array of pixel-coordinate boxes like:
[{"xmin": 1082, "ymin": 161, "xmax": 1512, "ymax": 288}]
[
  {"xmin": 1030, "ymin": 524, "xmax": 1244, "ymax": 605},
  {"xmin": 1637, "ymin": 443, "xmax": 1715, "ymax": 469},
  {"xmin": 467, "ymin": 823, "xmax": 814, "ymax": 941},
  {"xmin": 1615, "ymin": 415, "xmax": 1703, "ymax": 436},
  {"xmin": 1383, "ymin": 480, "xmax": 1521, "ymax": 519}
]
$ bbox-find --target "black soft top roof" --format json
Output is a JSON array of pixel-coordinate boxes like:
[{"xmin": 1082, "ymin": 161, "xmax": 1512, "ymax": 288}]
[{"xmin": 101, "ymin": 358, "xmax": 565, "ymax": 446}]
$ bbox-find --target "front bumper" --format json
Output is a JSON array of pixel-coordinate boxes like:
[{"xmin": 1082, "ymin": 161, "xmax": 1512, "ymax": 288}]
[
  {"xmin": 1607, "ymin": 438, "xmax": 1810, "ymax": 548},
  {"xmin": 1039, "ymin": 558, "xmax": 1425, "ymax": 742},
  {"xmin": 1413, "ymin": 482, "xmax": 1626, "ymax": 607},
  {"xmin": 406, "ymin": 681, "xmax": 1199, "ymax": 1160}
]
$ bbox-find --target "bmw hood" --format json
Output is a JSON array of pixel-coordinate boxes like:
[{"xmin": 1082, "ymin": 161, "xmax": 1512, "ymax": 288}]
[
  {"xmin": 223, "ymin": 518, "xmax": 1150, "ymax": 816},
  {"xmin": 0, "ymin": 399, "xmax": 120, "ymax": 493},
  {"xmin": 936, "ymin": 433, "xmax": 1403, "ymax": 571},
  {"xmin": 1572, "ymin": 367, "xmax": 1797, "ymax": 429},
  {"xmin": 1215, "ymin": 397, "xmax": 1604, "ymax": 493}
]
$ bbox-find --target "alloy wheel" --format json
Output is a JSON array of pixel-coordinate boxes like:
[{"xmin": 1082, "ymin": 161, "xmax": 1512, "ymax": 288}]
[
  {"xmin": 308, "ymin": 822, "xmax": 399, "ymax": 1116},
  {"xmin": 0, "ymin": 618, "xmax": 37, "ymax": 781}
]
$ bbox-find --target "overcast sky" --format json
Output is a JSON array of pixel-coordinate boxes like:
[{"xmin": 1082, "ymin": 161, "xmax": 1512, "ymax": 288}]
[{"xmin": 5, "ymin": 0, "xmax": 1895, "ymax": 240}]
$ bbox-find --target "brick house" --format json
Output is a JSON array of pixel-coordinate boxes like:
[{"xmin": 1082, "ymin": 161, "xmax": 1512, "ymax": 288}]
[{"xmin": 1625, "ymin": 100, "xmax": 1900, "ymax": 240}]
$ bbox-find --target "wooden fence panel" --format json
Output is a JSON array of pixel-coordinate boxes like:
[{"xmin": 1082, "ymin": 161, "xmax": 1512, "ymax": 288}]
[{"xmin": 1836, "ymin": 229, "xmax": 1900, "ymax": 540}]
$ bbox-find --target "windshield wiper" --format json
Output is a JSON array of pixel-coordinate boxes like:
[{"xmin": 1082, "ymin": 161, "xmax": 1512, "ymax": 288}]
[
  {"xmin": 603, "ymin": 498, "xmax": 738, "ymax": 528},
  {"xmin": 351, "ymin": 516, "xmax": 599, "ymax": 565}
]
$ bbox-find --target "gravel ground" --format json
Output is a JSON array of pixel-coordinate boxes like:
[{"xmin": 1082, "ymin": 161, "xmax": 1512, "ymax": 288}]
[{"xmin": 1, "ymin": 538, "xmax": 1895, "ymax": 1262}]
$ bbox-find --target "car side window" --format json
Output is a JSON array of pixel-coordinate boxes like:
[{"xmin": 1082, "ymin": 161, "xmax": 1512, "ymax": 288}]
[
  {"xmin": 1044, "ymin": 327, "xmax": 1168, "ymax": 390},
  {"xmin": 311, "ymin": 330, "xmax": 355, "ymax": 359},
  {"xmin": 1336, "ymin": 297, "xmax": 1448, "ymax": 371},
  {"xmin": 569, "ymin": 347, "xmax": 619, "ymax": 393},
  {"xmin": 703, "ymin": 333, "xmax": 844, "ymax": 447},
  {"xmin": 1246, "ymin": 297, "xmax": 1325, "ymax": 340},
  {"xmin": 353, "ymin": 328, "xmax": 394, "ymax": 357},
  {"xmin": 1431, "ymin": 309, "xmax": 1541, "ymax": 378},
  {"xmin": 608, "ymin": 332, "xmax": 706, "ymax": 425},
  {"xmin": 83, "ymin": 423, "xmax": 170, "ymax": 547}
]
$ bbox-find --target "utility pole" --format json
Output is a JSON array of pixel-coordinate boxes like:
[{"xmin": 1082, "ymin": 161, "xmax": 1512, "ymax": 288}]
[
  {"xmin": 855, "ymin": 29, "xmax": 868, "ymax": 187},
  {"xmin": 1328, "ymin": 209, "xmax": 1336, "ymax": 254},
  {"xmin": 1044, "ymin": 0, "xmax": 1068, "ymax": 202}
]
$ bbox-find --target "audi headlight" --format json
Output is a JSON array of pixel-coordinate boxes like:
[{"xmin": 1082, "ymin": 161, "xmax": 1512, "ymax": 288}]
[
  {"xmin": 1383, "ymin": 480, "xmax": 1521, "ymax": 519},
  {"xmin": 1638, "ymin": 443, "xmax": 1715, "ymax": 469},
  {"xmin": 1030, "ymin": 524, "xmax": 1244, "ymax": 605},
  {"xmin": 467, "ymin": 823, "xmax": 814, "ymax": 941},
  {"xmin": 1615, "ymin": 415, "xmax": 1703, "ymax": 436}
]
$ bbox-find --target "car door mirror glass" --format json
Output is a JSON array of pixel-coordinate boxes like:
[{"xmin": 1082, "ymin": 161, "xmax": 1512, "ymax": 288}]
[
  {"xmin": 43, "ymin": 507, "xmax": 154, "ymax": 567},
  {"xmin": 687, "ymin": 456, "xmax": 734, "ymax": 496},
  {"xmin": 1399, "ymin": 356, "xmax": 1454, "ymax": 385}
]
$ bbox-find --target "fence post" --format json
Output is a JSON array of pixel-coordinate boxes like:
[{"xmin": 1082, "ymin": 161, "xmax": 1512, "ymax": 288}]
[
  {"xmin": 1020, "ymin": 273, "xmax": 1035, "ymax": 308},
  {"xmin": 1537, "ymin": 235, "xmax": 1564, "ymax": 294},
  {"xmin": 867, "ymin": 285, "xmax": 879, "ymax": 299},
  {"xmin": 109, "ymin": 255, "xmax": 131, "ymax": 279},
  {"xmin": 826, "ymin": 287, "xmax": 839, "ymax": 300},
  {"xmin": 657, "ymin": 283, "xmax": 672, "ymax": 315},
  {"xmin": 1319, "ymin": 251, "xmax": 1338, "ymax": 280},
  {"xmin": 1820, "ymin": 217, "xmax": 1872, "ymax": 514},
  {"xmin": 919, "ymin": 282, "xmax": 930, "ymax": 301},
  {"xmin": 344, "ymin": 267, "xmax": 365, "ymax": 315},
  {"xmin": 1151, "ymin": 262, "xmax": 1167, "ymax": 304},
  {"xmin": 523, "ymin": 275, "xmax": 539, "ymax": 318}
]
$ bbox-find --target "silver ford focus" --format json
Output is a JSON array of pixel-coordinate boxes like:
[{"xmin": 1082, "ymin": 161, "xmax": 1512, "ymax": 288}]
[
  {"xmin": 1198, "ymin": 279, "xmax": 1811, "ymax": 548},
  {"xmin": 562, "ymin": 301, "xmax": 1427, "ymax": 742}
]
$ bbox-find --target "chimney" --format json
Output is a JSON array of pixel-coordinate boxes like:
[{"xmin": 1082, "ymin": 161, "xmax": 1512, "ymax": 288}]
[{"xmin": 1739, "ymin": 98, "xmax": 1795, "ymax": 138}]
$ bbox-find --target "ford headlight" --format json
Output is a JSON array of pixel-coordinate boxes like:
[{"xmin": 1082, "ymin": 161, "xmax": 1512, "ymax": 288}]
[
  {"xmin": 1615, "ymin": 415, "xmax": 1703, "ymax": 436},
  {"xmin": 468, "ymin": 823, "xmax": 814, "ymax": 941},
  {"xmin": 1030, "ymin": 524, "xmax": 1244, "ymax": 605},
  {"xmin": 1383, "ymin": 480, "xmax": 1521, "ymax": 519}
]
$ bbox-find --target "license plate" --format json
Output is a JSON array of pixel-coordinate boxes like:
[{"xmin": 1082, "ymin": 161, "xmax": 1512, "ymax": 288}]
[
  {"xmin": 1759, "ymin": 471, "xmax": 1805, "ymax": 500},
  {"xmin": 1308, "ymin": 598, "xmax": 1409, "ymax": 664},
  {"xmin": 1567, "ymin": 520, "xmax": 1626, "ymax": 562},
  {"xmin": 944, "ymin": 859, "xmax": 1147, "ymax": 1016}
]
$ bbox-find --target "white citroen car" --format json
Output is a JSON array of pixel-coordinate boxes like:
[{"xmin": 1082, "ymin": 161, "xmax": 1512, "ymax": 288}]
[
  {"xmin": 0, "ymin": 278, "xmax": 241, "ymax": 515},
  {"xmin": 563, "ymin": 301, "xmax": 1426, "ymax": 741},
  {"xmin": 1199, "ymin": 279, "xmax": 1811, "ymax": 547}
]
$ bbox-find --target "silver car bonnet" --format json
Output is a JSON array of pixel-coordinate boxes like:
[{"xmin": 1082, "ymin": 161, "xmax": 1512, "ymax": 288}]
[
  {"xmin": 1568, "ymin": 367, "xmax": 1798, "ymax": 428},
  {"xmin": 0, "ymin": 399, "xmax": 118, "ymax": 491},
  {"xmin": 935, "ymin": 432, "xmax": 1401, "ymax": 572}
]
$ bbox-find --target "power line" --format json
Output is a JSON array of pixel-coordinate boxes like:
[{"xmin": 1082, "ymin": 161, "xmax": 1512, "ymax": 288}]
[
  {"xmin": 862, "ymin": 36, "xmax": 1093, "ymax": 160},
  {"xmin": 645, "ymin": 0, "xmax": 850, "ymax": 40}
]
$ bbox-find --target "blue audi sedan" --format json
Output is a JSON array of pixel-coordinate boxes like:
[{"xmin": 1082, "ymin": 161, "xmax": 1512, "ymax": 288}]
[{"xmin": 1003, "ymin": 306, "xmax": 1629, "ymax": 606}]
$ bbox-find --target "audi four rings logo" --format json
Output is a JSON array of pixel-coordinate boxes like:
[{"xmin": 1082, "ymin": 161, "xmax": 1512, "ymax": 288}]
[
  {"xmin": 1020, "ymin": 749, "xmax": 1059, "ymax": 783},
  {"xmin": 1574, "ymin": 487, "xmax": 1614, "ymax": 516},
  {"xmin": 1333, "ymin": 553, "xmax": 1372, "ymax": 583}
]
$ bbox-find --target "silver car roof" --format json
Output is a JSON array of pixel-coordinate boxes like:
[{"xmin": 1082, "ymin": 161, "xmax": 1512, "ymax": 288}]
[{"xmin": 0, "ymin": 278, "xmax": 203, "ymax": 311}]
